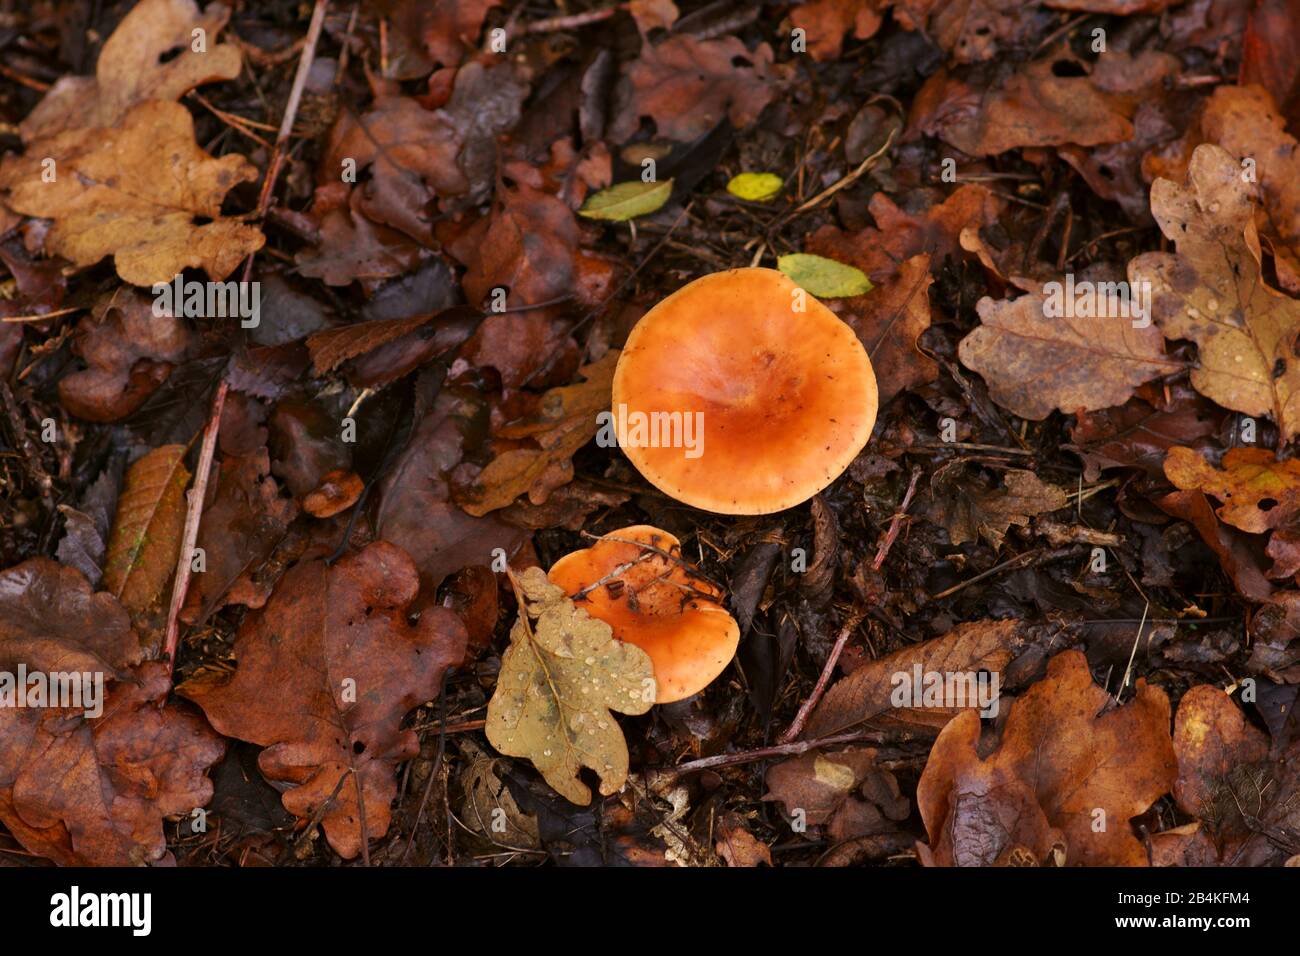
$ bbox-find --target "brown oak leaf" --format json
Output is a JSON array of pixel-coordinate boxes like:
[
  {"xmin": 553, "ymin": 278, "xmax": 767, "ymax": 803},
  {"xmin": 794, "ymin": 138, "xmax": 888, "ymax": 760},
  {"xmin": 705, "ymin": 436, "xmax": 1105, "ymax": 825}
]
[
  {"xmin": 1164, "ymin": 446, "xmax": 1300, "ymax": 534},
  {"xmin": 845, "ymin": 253, "xmax": 936, "ymax": 406},
  {"xmin": 178, "ymin": 542, "xmax": 467, "ymax": 859},
  {"xmin": 917, "ymin": 649, "xmax": 1177, "ymax": 866},
  {"xmin": 0, "ymin": 100, "xmax": 264, "ymax": 286},
  {"xmin": 931, "ymin": 469, "xmax": 1070, "ymax": 550},
  {"xmin": 1129, "ymin": 143, "xmax": 1300, "ymax": 441}
]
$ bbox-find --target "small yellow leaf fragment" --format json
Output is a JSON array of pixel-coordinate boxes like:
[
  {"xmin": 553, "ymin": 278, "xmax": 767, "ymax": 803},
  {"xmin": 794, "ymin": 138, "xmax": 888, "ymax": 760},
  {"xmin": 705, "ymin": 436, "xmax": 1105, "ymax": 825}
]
[{"xmin": 726, "ymin": 172, "xmax": 783, "ymax": 201}]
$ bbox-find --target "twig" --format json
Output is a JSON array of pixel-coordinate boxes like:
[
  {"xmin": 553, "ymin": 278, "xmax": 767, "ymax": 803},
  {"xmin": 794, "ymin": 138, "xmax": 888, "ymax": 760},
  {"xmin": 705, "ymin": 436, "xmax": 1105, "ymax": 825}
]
[
  {"xmin": 162, "ymin": 380, "xmax": 227, "ymax": 674},
  {"xmin": 928, "ymin": 548, "xmax": 1042, "ymax": 601},
  {"xmin": 254, "ymin": 0, "xmax": 329, "ymax": 220},
  {"xmin": 872, "ymin": 466, "xmax": 921, "ymax": 571},
  {"xmin": 656, "ymin": 728, "xmax": 907, "ymax": 779},
  {"xmin": 778, "ymin": 610, "xmax": 866, "ymax": 744},
  {"xmin": 523, "ymin": 5, "xmax": 621, "ymax": 34},
  {"xmin": 791, "ymin": 125, "xmax": 898, "ymax": 215}
]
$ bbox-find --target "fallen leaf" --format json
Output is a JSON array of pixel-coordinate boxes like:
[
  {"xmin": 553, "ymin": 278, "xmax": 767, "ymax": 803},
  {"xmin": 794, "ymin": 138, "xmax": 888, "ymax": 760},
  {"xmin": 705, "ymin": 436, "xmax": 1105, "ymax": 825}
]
[
  {"xmin": 0, "ymin": 660, "xmax": 225, "ymax": 866},
  {"xmin": 58, "ymin": 289, "xmax": 192, "ymax": 422},
  {"xmin": 485, "ymin": 567, "xmax": 655, "ymax": 805},
  {"xmin": 789, "ymin": 0, "xmax": 885, "ymax": 61},
  {"xmin": 180, "ymin": 450, "xmax": 298, "ymax": 625},
  {"xmin": 579, "ymin": 178, "xmax": 673, "ymax": 221},
  {"xmin": 1068, "ymin": 384, "xmax": 1225, "ymax": 481},
  {"xmin": 714, "ymin": 814, "xmax": 772, "ymax": 866},
  {"xmin": 1156, "ymin": 489, "xmax": 1276, "ymax": 602},
  {"xmin": 1164, "ymin": 446, "xmax": 1300, "ymax": 534},
  {"xmin": 958, "ymin": 287, "xmax": 1174, "ymax": 420},
  {"xmin": 917, "ymin": 649, "xmax": 1177, "ymax": 866},
  {"xmin": 610, "ymin": 34, "xmax": 776, "ymax": 142},
  {"xmin": 0, "ymin": 558, "xmax": 143, "ymax": 677},
  {"xmin": 845, "ymin": 253, "xmax": 935, "ymax": 406},
  {"xmin": 802, "ymin": 619, "xmax": 1026, "ymax": 739},
  {"xmin": 778, "ymin": 253, "xmax": 874, "ymax": 298},
  {"xmin": 807, "ymin": 184, "xmax": 1002, "ymax": 281},
  {"xmin": 103, "ymin": 444, "xmax": 190, "ymax": 619},
  {"xmin": 910, "ymin": 59, "xmax": 1133, "ymax": 156},
  {"xmin": 18, "ymin": 0, "xmax": 243, "ymax": 141},
  {"xmin": 455, "ymin": 351, "xmax": 619, "ymax": 516},
  {"xmin": 0, "ymin": 100, "xmax": 264, "ymax": 286},
  {"xmin": 1129, "ymin": 143, "xmax": 1300, "ymax": 440},
  {"xmin": 932, "ymin": 469, "xmax": 1070, "ymax": 550},
  {"xmin": 178, "ymin": 542, "xmax": 467, "ymax": 859},
  {"xmin": 726, "ymin": 172, "xmax": 782, "ymax": 201},
  {"xmin": 764, "ymin": 748, "xmax": 907, "ymax": 842}
]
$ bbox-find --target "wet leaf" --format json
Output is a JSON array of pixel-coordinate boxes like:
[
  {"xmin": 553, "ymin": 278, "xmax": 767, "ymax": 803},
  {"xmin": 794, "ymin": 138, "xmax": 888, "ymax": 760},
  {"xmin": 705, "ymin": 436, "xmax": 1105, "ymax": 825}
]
[
  {"xmin": 1164, "ymin": 446, "xmax": 1300, "ymax": 534},
  {"xmin": 579, "ymin": 178, "xmax": 673, "ymax": 221},
  {"xmin": 486, "ymin": 567, "xmax": 655, "ymax": 805},
  {"xmin": 103, "ymin": 444, "xmax": 190, "ymax": 618},
  {"xmin": 778, "ymin": 253, "xmax": 873, "ymax": 298}
]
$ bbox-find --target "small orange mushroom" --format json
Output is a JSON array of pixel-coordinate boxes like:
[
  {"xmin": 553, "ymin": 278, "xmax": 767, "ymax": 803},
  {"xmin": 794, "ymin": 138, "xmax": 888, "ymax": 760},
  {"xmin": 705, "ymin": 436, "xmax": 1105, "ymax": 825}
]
[
  {"xmin": 611, "ymin": 267, "xmax": 877, "ymax": 514},
  {"xmin": 547, "ymin": 525, "xmax": 739, "ymax": 704}
]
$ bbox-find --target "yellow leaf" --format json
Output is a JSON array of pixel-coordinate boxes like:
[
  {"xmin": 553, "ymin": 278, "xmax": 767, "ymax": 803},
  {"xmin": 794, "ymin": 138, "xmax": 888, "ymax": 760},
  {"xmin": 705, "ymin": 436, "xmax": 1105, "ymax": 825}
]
[{"xmin": 726, "ymin": 172, "xmax": 783, "ymax": 201}]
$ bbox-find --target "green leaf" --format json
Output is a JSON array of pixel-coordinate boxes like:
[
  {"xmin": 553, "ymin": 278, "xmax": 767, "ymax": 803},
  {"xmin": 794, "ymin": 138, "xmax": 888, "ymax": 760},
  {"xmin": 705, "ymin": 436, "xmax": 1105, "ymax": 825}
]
[
  {"xmin": 579, "ymin": 179, "xmax": 674, "ymax": 221},
  {"xmin": 727, "ymin": 172, "xmax": 783, "ymax": 201},
  {"xmin": 778, "ymin": 253, "xmax": 874, "ymax": 298}
]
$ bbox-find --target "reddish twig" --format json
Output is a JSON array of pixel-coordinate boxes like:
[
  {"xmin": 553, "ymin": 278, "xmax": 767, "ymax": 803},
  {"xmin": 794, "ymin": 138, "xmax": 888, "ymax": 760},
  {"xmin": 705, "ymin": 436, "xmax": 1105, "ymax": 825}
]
[
  {"xmin": 777, "ymin": 610, "xmax": 866, "ymax": 744},
  {"xmin": 162, "ymin": 380, "xmax": 227, "ymax": 675},
  {"xmin": 254, "ymin": 0, "xmax": 330, "ymax": 220},
  {"xmin": 872, "ymin": 466, "xmax": 921, "ymax": 571},
  {"xmin": 658, "ymin": 726, "xmax": 901, "ymax": 779}
]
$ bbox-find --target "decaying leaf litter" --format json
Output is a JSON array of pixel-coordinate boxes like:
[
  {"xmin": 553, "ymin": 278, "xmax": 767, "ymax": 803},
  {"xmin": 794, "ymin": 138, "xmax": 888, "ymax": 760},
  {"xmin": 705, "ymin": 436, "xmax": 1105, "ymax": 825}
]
[{"xmin": 0, "ymin": 0, "xmax": 1298, "ymax": 868}]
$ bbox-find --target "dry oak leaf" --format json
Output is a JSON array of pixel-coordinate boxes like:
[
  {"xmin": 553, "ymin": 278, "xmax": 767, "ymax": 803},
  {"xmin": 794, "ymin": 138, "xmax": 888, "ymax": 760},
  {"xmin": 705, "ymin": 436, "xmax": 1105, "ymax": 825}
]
[
  {"xmin": 103, "ymin": 444, "xmax": 191, "ymax": 620},
  {"xmin": 807, "ymin": 185, "xmax": 1003, "ymax": 282},
  {"xmin": 456, "ymin": 350, "xmax": 619, "ymax": 517},
  {"xmin": 178, "ymin": 542, "xmax": 468, "ymax": 860},
  {"xmin": 486, "ymin": 567, "xmax": 655, "ymax": 805},
  {"xmin": 0, "ymin": 660, "xmax": 225, "ymax": 866},
  {"xmin": 0, "ymin": 100, "xmax": 263, "ymax": 286},
  {"xmin": 0, "ymin": 558, "xmax": 143, "ymax": 678},
  {"xmin": 1164, "ymin": 446, "xmax": 1300, "ymax": 534},
  {"xmin": 789, "ymin": 0, "xmax": 886, "ymax": 62},
  {"xmin": 958, "ymin": 289, "xmax": 1174, "ymax": 420},
  {"xmin": 610, "ymin": 34, "xmax": 777, "ymax": 143},
  {"xmin": 845, "ymin": 253, "xmax": 936, "ymax": 406},
  {"xmin": 803, "ymin": 619, "xmax": 1025, "ymax": 740},
  {"xmin": 917, "ymin": 650, "xmax": 1176, "ymax": 866},
  {"xmin": 764, "ymin": 749, "xmax": 908, "ymax": 843},
  {"xmin": 933, "ymin": 469, "xmax": 1070, "ymax": 551},
  {"xmin": 910, "ymin": 59, "xmax": 1133, "ymax": 157},
  {"xmin": 1128, "ymin": 143, "xmax": 1300, "ymax": 441},
  {"xmin": 19, "ymin": 0, "xmax": 243, "ymax": 142},
  {"xmin": 1199, "ymin": 85, "xmax": 1300, "ymax": 293}
]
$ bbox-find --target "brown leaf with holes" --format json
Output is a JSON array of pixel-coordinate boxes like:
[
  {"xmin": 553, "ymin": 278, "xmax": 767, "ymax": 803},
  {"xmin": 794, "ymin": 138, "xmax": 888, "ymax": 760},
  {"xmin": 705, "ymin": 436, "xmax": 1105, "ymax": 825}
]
[
  {"xmin": 1164, "ymin": 446, "xmax": 1300, "ymax": 534},
  {"xmin": 103, "ymin": 444, "xmax": 190, "ymax": 619},
  {"xmin": 0, "ymin": 100, "xmax": 263, "ymax": 286},
  {"xmin": 845, "ymin": 253, "xmax": 935, "ymax": 406},
  {"xmin": 918, "ymin": 650, "xmax": 1177, "ymax": 866},
  {"xmin": 18, "ymin": 0, "xmax": 243, "ymax": 142},
  {"xmin": 177, "ymin": 541, "xmax": 467, "ymax": 859},
  {"xmin": 958, "ymin": 287, "xmax": 1174, "ymax": 420},
  {"xmin": 610, "ymin": 34, "xmax": 777, "ymax": 142},
  {"xmin": 180, "ymin": 450, "xmax": 298, "ymax": 626},
  {"xmin": 455, "ymin": 351, "xmax": 619, "ymax": 517},
  {"xmin": 803, "ymin": 619, "xmax": 1026, "ymax": 740},
  {"xmin": 0, "ymin": 660, "xmax": 225, "ymax": 866},
  {"xmin": 58, "ymin": 289, "xmax": 192, "ymax": 422},
  {"xmin": 1129, "ymin": 144, "xmax": 1300, "ymax": 440}
]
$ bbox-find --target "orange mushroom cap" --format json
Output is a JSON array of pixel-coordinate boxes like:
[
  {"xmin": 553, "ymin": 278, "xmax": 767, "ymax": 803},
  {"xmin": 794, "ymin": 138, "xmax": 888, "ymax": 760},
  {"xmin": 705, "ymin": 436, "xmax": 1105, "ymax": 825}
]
[
  {"xmin": 547, "ymin": 525, "xmax": 739, "ymax": 704},
  {"xmin": 611, "ymin": 267, "xmax": 877, "ymax": 514}
]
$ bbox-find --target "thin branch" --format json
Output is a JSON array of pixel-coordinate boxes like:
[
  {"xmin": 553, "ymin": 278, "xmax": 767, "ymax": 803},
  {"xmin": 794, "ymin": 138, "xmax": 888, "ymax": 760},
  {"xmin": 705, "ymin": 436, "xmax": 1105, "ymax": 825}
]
[{"xmin": 778, "ymin": 610, "xmax": 866, "ymax": 744}]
